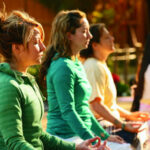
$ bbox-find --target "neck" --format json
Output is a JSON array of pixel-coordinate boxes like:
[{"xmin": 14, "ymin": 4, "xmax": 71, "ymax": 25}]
[
  {"xmin": 10, "ymin": 61, "xmax": 28, "ymax": 73},
  {"xmin": 93, "ymin": 50, "xmax": 109, "ymax": 63},
  {"xmin": 70, "ymin": 53, "xmax": 79, "ymax": 61},
  {"xmin": 71, "ymin": 48, "xmax": 80, "ymax": 61}
]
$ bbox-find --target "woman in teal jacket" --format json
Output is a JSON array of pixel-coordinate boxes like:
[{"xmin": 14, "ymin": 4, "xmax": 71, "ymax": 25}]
[
  {"xmin": 0, "ymin": 9, "xmax": 107, "ymax": 150},
  {"xmin": 40, "ymin": 10, "xmax": 126, "ymax": 150}
]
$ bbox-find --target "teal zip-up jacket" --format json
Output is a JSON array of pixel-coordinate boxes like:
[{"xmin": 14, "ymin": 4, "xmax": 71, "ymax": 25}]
[
  {"xmin": 0, "ymin": 63, "xmax": 75, "ymax": 150},
  {"xmin": 46, "ymin": 57, "xmax": 109, "ymax": 140}
]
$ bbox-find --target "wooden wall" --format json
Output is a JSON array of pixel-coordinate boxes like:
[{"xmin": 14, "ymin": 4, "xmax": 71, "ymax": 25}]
[
  {"xmin": 0, "ymin": 0, "xmax": 147, "ymax": 48},
  {"xmin": 0, "ymin": 0, "xmax": 55, "ymax": 46}
]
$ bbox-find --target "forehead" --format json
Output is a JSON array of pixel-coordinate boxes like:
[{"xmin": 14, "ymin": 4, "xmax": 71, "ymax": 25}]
[
  {"xmin": 31, "ymin": 28, "xmax": 41, "ymax": 39},
  {"xmin": 80, "ymin": 18, "xmax": 89, "ymax": 28},
  {"xmin": 102, "ymin": 28, "xmax": 109, "ymax": 36}
]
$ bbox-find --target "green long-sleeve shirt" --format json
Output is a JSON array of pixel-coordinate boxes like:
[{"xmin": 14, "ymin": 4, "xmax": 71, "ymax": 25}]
[
  {"xmin": 0, "ymin": 63, "xmax": 75, "ymax": 150},
  {"xmin": 46, "ymin": 57, "xmax": 109, "ymax": 140}
]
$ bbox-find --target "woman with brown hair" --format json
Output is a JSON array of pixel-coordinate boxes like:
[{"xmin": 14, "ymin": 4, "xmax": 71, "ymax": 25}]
[
  {"xmin": 80, "ymin": 23, "xmax": 149, "ymax": 148},
  {"xmin": 40, "ymin": 9, "xmax": 133, "ymax": 150},
  {"xmin": 0, "ymin": 8, "xmax": 108, "ymax": 150}
]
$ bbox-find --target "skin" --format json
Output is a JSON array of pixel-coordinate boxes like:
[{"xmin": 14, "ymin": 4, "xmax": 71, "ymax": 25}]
[
  {"xmin": 10, "ymin": 28, "xmax": 46, "ymax": 73},
  {"xmin": 9, "ymin": 27, "xmax": 110, "ymax": 150},
  {"xmin": 76, "ymin": 137, "xmax": 110, "ymax": 150},
  {"xmin": 90, "ymin": 27, "xmax": 150, "ymax": 135},
  {"xmin": 68, "ymin": 18, "xmax": 92, "ymax": 60}
]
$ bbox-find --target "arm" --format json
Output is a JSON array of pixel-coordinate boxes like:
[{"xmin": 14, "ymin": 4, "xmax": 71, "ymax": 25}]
[
  {"xmin": 117, "ymin": 105, "xmax": 131, "ymax": 119},
  {"xmin": 52, "ymin": 64, "xmax": 94, "ymax": 140},
  {"xmin": 91, "ymin": 99, "xmax": 144, "ymax": 133},
  {"xmin": 84, "ymin": 61, "xmax": 122, "ymax": 130},
  {"xmin": 90, "ymin": 111, "xmax": 110, "ymax": 140},
  {"xmin": 40, "ymin": 132, "xmax": 75, "ymax": 150},
  {"xmin": 41, "ymin": 133, "xmax": 111, "ymax": 150},
  {"xmin": 90, "ymin": 98, "xmax": 123, "ymax": 128},
  {"xmin": 90, "ymin": 113, "xmax": 126, "ymax": 143},
  {"xmin": 0, "ymin": 82, "xmax": 35, "ymax": 149},
  {"xmin": 117, "ymin": 105, "xmax": 150, "ymax": 121},
  {"xmin": 84, "ymin": 60, "xmax": 142, "ymax": 133}
]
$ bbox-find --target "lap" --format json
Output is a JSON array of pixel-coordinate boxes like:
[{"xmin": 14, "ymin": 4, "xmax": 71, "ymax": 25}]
[
  {"xmin": 106, "ymin": 141, "xmax": 132, "ymax": 150},
  {"xmin": 62, "ymin": 136, "xmax": 132, "ymax": 150}
]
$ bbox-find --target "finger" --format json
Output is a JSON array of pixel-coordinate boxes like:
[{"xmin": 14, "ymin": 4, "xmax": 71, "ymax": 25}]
[
  {"xmin": 86, "ymin": 136, "xmax": 101, "ymax": 147},
  {"xmin": 137, "ymin": 127, "xmax": 147, "ymax": 133},
  {"xmin": 102, "ymin": 141, "xmax": 107, "ymax": 147},
  {"xmin": 105, "ymin": 145, "xmax": 111, "ymax": 150},
  {"xmin": 116, "ymin": 136, "xmax": 125, "ymax": 143},
  {"xmin": 132, "ymin": 124, "xmax": 143, "ymax": 127},
  {"xmin": 137, "ymin": 112, "xmax": 150, "ymax": 118},
  {"xmin": 136, "ymin": 117, "xmax": 150, "ymax": 121},
  {"xmin": 103, "ymin": 141, "xmax": 111, "ymax": 150},
  {"xmin": 128, "ymin": 123, "xmax": 142, "ymax": 126}
]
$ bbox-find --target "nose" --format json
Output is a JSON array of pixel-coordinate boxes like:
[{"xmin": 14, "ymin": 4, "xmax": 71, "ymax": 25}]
[
  {"xmin": 111, "ymin": 35, "xmax": 114, "ymax": 41},
  {"xmin": 40, "ymin": 42, "xmax": 46, "ymax": 52},
  {"xmin": 88, "ymin": 31, "xmax": 93, "ymax": 39}
]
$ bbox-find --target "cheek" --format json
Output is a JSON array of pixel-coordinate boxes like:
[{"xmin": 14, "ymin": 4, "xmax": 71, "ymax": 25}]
[{"xmin": 34, "ymin": 44, "xmax": 40, "ymax": 51}]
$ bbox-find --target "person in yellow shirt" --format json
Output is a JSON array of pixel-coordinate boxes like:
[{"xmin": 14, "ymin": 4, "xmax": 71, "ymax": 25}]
[{"xmin": 80, "ymin": 23, "xmax": 150, "ymax": 146}]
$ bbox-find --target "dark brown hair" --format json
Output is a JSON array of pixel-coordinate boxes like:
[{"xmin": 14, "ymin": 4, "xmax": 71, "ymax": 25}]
[{"xmin": 80, "ymin": 23, "xmax": 105, "ymax": 58}]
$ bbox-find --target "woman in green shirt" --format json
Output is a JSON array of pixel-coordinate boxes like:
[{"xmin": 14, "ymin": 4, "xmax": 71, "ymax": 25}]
[
  {"xmin": 40, "ymin": 9, "xmax": 126, "ymax": 150},
  {"xmin": 0, "ymin": 9, "xmax": 108, "ymax": 150}
]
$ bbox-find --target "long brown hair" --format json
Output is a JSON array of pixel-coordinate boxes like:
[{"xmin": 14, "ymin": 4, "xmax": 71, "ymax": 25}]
[{"xmin": 40, "ymin": 10, "xmax": 86, "ymax": 85}]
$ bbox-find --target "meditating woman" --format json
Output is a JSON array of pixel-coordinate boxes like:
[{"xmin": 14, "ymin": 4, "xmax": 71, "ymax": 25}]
[
  {"xmin": 40, "ymin": 10, "xmax": 132, "ymax": 150},
  {"xmin": 80, "ymin": 23, "xmax": 149, "ymax": 147}
]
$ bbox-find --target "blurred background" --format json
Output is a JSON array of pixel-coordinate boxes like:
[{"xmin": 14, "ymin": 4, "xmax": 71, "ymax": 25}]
[{"xmin": 0, "ymin": 0, "xmax": 149, "ymax": 97}]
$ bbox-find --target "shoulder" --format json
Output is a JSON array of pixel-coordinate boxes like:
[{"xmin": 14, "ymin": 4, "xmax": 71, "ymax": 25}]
[
  {"xmin": 84, "ymin": 58, "xmax": 106, "ymax": 73},
  {"xmin": 0, "ymin": 72, "xmax": 22, "ymax": 97},
  {"xmin": 47, "ymin": 57, "xmax": 76, "ymax": 79},
  {"xmin": 84, "ymin": 57, "xmax": 97, "ymax": 65},
  {"xmin": 53, "ymin": 57, "xmax": 74, "ymax": 70},
  {"xmin": 0, "ymin": 76, "xmax": 20, "ymax": 93}
]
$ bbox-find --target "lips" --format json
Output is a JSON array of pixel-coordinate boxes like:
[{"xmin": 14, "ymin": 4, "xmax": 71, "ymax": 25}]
[{"xmin": 85, "ymin": 40, "xmax": 90, "ymax": 45}]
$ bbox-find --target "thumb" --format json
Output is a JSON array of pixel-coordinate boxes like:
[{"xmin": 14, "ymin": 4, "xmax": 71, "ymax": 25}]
[
  {"xmin": 85, "ymin": 136, "xmax": 101, "ymax": 146},
  {"xmin": 102, "ymin": 141, "xmax": 107, "ymax": 147}
]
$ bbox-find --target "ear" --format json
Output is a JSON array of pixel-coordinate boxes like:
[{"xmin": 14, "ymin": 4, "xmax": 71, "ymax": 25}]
[
  {"xmin": 12, "ymin": 44, "xmax": 24, "ymax": 55},
  {"xmin": 66, "ymin": 32, "xmax": 72, "ymax": 41},
  {"xmin": 92, "ymin": 42, "xmax": 99, "ymax": 50}
]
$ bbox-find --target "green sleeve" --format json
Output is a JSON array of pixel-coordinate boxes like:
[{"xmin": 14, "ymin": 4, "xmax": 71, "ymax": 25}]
[
  {"xmin": 40, "ymin": 131, "xmax": 75, "ymax": 150},
  {"xmin": 52, "ymin": 64, "xmax": 94, "ymax": 140},
  {"xmin": 0, "ymin": 82, "xmax": 35, "ymax": 150},
  {"xmin": 90, "ymin": 113, "xmax": 110, "ymax": 140}
]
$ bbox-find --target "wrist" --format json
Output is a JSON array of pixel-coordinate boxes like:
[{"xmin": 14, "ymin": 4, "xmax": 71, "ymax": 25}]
[
  {"xmin": 76, "ymin": 144, "xmax": 80, "ymax": 150},
  {"xmin": 124, "ymin": 112, "xmax": 131, "ymax": 120},
  {"xmin": 114, "ymin": 119, "xmax": 122, "ymax": 128},
  {"xmin": 121, "ymin": 123, "xmax": 126, "ymax": 130}
]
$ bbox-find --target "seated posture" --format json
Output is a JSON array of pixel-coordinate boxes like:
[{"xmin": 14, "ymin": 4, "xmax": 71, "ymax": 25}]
[
  {"xmin": 0, "ymin": 9, "xmax": 109, "ymax": 150},
  {"xmin": 40, "ymin": 10, "xmax": 133, "ymax": 150},
  {"xmin": 80, "ymin": 23, "xmax": 150, "ymax": 146}
]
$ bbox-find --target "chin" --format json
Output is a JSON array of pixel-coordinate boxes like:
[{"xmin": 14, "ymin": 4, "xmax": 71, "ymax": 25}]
[
  {"xmin": 84, "ymin": 44, "xmax": 88, "ymax": 49},
  {"xmin": 110, "ymin": 47, "xmax": 115, "ymax": 51}
]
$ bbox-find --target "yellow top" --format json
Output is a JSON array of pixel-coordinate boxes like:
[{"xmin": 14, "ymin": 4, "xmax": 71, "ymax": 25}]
[{"xmin": 84, "ymin": 58, "xmax": 120, "ymax": 118}]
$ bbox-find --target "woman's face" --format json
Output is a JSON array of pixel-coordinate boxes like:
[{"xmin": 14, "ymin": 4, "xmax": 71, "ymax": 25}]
[
  {"xmin": 69, "ymin": 18, "xmax": 92, "ymax": 54},
  {"xmin": 19, "ymin": 28, "xmax": 46, "ymax": 67},
  {"xmin": 99, "ymin": 28, "xmax": 115, "ymax": 53}
]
